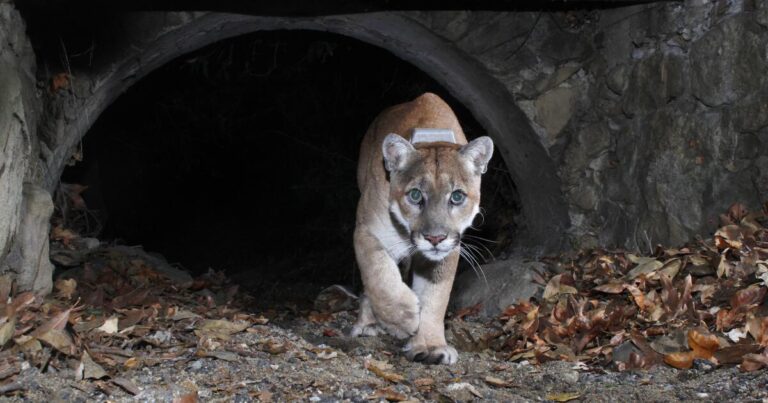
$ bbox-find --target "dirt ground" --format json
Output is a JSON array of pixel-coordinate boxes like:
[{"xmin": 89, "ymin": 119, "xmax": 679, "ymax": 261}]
[
  {"xmin": 5, "ymin": 301, "xmax": 768, "ymax": 402},
  {"xmin": 0, "ymin": 225, "xmax": 765, "ymax": 403}
]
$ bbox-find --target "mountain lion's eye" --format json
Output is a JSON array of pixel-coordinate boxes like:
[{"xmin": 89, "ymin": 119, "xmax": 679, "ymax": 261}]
[
  {"xmin": 450, "ymin": 190, "xmax": 466, "ymax": 205},
  {"xmin": 407, "ymin": 188, "xmax": 423, "ymax": 204}
]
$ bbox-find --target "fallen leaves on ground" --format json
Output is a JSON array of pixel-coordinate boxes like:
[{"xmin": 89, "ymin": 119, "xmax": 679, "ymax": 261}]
[
  {"xmin": 0, "ymin": 240, "xmax": 263, "ymax": 397},
  {"xmin": 484, "ymin": 202, "xmax": 768, "ymax": 372}
]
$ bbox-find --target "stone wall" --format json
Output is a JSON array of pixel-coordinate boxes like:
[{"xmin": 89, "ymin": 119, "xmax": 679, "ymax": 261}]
[
  {"xmin": 2, "ymin": 1, "xmax": 768, "ymax": 294},
  {"xmin": 412, "ymin": 1, "xmax": 768, "ymax": 250},
  {"xmin": 0, "ymin": 4, "xmax": 51, "ymax": 293}
]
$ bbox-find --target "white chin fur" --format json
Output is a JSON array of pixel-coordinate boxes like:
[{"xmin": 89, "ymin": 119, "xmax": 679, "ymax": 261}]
[{"xmin": 421, "ymin": 249, "xmax": 452, "ymax": 261}]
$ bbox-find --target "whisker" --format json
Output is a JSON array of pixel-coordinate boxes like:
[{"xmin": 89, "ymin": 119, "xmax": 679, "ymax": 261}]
[
  {"xmin": 460, "ymin": 242, "xmax": 489, "ymax": 290},
  {"xmin": 475, "ymin": 210, "xmax": 486, "ymax": 227},
  {"xmin": 462, "ymin": 241, "xmax": 492, "ymax": 263},
  {"xmin": 462, "ymin": 234, "xmax": 500, "ymax": 244}
]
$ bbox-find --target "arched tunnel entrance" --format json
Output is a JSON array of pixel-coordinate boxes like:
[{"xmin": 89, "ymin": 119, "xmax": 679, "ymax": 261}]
[
  {"xmin": 30, "ymin": 12, "xmax": 570, "ymax": 258},
  {"xmin": 58, "ymin": 30, "xmax": 521, "ymax": 306}
]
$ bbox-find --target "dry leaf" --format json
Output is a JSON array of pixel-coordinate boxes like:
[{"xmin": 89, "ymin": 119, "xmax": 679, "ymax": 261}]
[
  {"xmin": 170, "ymin": 310, "xmax": 201, "ymax": 321},
  {"xmin": 0, "ymin": 317, "xmax": 15, "ymax": 347},
  {"xmin": 741, "ymin": 352, "xmax": 768, "ymax": 372},
  {"xmin": 658, "ymin": 258, "xmax": 682, "ymax": 279},
  {"xmin": 31, "ymin": 308, "xmax": 71, "ymax": 337},
  {"xmin": 626, "ymin": 259, "xmax": 663, "ymax": 279},
  {"xmin": 664, "ymin": 351, "xmax": 694, "ymax": 369},
  {"xmin": 543, "ymin": 274, "xmax": 578, "ymax": 301},
  {"xmin": 261, "ymin": 339, "xmax": 288, "ymax": 355},
  {"xmin": 202, "ymin": 350, "xmax": 239, "ymax": 362},
  {"xmin": 96, "ymin": 316, "xmax": 119, "ymax": 334},
  {"xmin": 369, "ymin": 387, "xmax": 408, "ymax": 401},
  {"xmin": 593, "ymin": 281, "xmax": 625, "ymax": 294},
  {"xmin": 195, "ymin": 319, "xmax": 249, "ymax": 340},
  {"xmin": 307, "ymin": 311, "xmax": 333, "ymax": 323},
  {"xmin": 54, "ymin": 279, "xmax": 77, "ymax": 300},
  {"xmin": 413, "ymin": 377, "xmax": 434, "ymax": 387},
  {"xmin": 36, "ymin": 329, "xmax": 76, "ymax": 356},
  {"xmin": 314, "ymin": 348, "xmax": 338, "ymax": 360},
  {"xmin": 173, "ymin": 391, "xmax": 199, "ymax": 403},
  {"xmin": 51, "ymin": 226, "xmax": 79, "ymax": 246},
  {"xmin": 546, "ymin": 392, "xmax": 582, "ymax": 402},
  {"xmin": 731, "ymin": 285, "xmax": 766, "ymax": 309},
  {"xmin": 123, "ymin": 357, "xmax": 140, "ymax": 369},
  {"xmin": 112, "ymin": 377, "xmax": 140, "ymax": 395},
  {"xmin": 78, "ymin": 351, "xmax": 108, "ymax": 380},
  {"xmin": 454, "ymin": 303, "xmax": 483, "ymax": 320},
  {"xmin": 50, "ymin": 72, "xmax": 71, "ymax": 92},
  {"xmin": 73, "ymin": 316, "xmax": 106, "ymax": 333},
  {"xmin": 687, "ymin": 329, "xmax": 719, "ymax": 360},
  {"xmin": 714, "ymin": 344, "xmax": 762, "ymax": 364},
  {"xmin": 0, "ymin": 276, "xmax": 11, "ymax": 303},
  {"xmin": 365, "ymin": 359, "xmax": 404, "ymax": 383},
  {"xmin": 255, "ymin": 390, "xmax": 273, "ymax": 402},
  {"xmin": 484, "ymin": 376, "xmax": 510, "ymax": 387},
  {"xmin": 9, "ymin": 292, "xmax": 36, "ymax": 316},
  {"xmin": 446, "ymin": 382, "xmax": 482, "ymax": 398}
]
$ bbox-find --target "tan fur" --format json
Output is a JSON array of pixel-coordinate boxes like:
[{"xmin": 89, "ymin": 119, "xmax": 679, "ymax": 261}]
[{"xmin": 352, "ymin": 93, "xmax": 493, "ymax": 365}]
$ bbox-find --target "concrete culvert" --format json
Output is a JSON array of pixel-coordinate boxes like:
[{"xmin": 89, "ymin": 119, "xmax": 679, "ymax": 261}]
[{"xmin": 57, "ymin": 30, "xmax": 523, "ymax": 307}]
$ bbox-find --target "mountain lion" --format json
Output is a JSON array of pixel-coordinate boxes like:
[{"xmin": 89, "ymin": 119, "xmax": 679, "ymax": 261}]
[{"xmin": 351, "ymin": 93, "xmax": 494, "ymax": 365}]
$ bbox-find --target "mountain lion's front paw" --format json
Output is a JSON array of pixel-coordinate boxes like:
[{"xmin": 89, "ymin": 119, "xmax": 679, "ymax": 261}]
[
  {"xmin": 350, "ymin": 323, "xmax": 383, "ymax": 337},
  {"xmin": 403, "ymin": 338, "xmax": 458, "ymax": 365},
  {"xmin": 372, "ymin": 287, "xmax": 420, "ymax": 339}
]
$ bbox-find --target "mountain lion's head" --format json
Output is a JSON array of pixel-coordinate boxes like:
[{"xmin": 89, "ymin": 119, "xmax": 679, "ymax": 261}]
[{"xmin": 382, "ymin": 133, "xmax": 494, "ymax": 261}]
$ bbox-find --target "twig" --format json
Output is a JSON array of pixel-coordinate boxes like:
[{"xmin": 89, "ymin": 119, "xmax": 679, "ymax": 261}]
[{"xmin": 0, "ymin": 381, "xmax": 24, "ymax": 395}]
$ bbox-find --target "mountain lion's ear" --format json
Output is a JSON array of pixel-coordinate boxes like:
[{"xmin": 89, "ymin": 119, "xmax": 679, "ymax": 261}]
[
  {"xmin": 382, "ymin": 133, "xmax": 416, "ymax": 172},
  {"xmin": 460, "ymin": 136, "xmax": 494, "ymax": 175}
]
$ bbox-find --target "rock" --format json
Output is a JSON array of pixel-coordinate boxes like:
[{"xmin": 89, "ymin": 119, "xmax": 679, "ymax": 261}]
[
  {"xmin": 539, "ymin": 28, "xmax": 592, "ymax": 63},
  {"xmin": 441, "ymin": 382, "xmax": 483, "ymax": 401},
  {"xmin": 106, "ymin": 245, "xmax": 194, "ymax": 287},
  {"xmin": 690, "ymin": 16, "xmax": 768, "ymax": 106},
  {"xmin": 730, "ymin": 92, "xmax": 768, "ymax": 133},
  {"xmin": 450, "ymin": 257, "xmax": 545, "ymax": 317},
  {"xmin": 0, "ymin": 4, "xmax": 38, "ymax": 280},
  {"xmin": 74, "ymin": 237, "xmax": 101, "ymax": 251},
  {"xmin": 314, "ymin": 285, "xmax": 358, "ymax": 313},
  {"xmin": 59, "ymin": 245, "xmax": 194, "ymax": 288},
  {"xmin": 758, "ymin": 9, "xmax": 768, "ymax": 27},
  {"xmin": 535, "ymin": 63, "xmax": 581, "ymax": 94},
  {"xmin": 622, "ymin": 52, "xmax": 686, "ymax": 116},
  {"xmin": 13, "ymin": 185, "xmax": 54, "ymax": 295},
  {"xmin": 543, "ymin": 361, "xmax": 580, "ymax": 385},
  {"xmin": 612, "ymin": 341, "xmax": 642, "ymax": 364},
  {"xmin": 754, "ymin": 156, "xmax": 768, "ymax": 201},
  {"xmin": 534, "ymin": 86, "xmax": 577, "ymax": 140},
  {"xmin": 649, "ymin": 329, "xmax": 688, "ymax": 355},
  {"xmin": 570, "ymin": 185, "xmax": 599, "ymax": 211},
  {"xmin": 606, "ymin": 64, "xmax": 628, "ymax": 95}
]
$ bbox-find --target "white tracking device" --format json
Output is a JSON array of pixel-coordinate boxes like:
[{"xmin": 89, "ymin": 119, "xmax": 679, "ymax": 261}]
[{"xmin": 410, "ymin": 128, "xmax": 456, "ymax": 144}]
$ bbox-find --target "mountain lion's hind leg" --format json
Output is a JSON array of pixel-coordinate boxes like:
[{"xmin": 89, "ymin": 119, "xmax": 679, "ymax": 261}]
[{"xmin": 350, "ymin": 293, "xmax": 383, "ymax": 337}]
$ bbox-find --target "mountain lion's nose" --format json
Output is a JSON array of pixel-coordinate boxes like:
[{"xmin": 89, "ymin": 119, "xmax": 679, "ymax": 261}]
[{"xmin": 423, "ymin": 233, "xmax": 447, "ymax": 246}]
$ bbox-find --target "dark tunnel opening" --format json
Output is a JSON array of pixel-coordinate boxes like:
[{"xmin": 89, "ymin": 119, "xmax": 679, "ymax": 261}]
[{"xmin": 58, "ymin": 30, "xmax": 521, "ymax": 307}]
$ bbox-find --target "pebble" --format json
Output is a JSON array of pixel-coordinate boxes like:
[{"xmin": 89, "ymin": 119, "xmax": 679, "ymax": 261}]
[{"xmin": 189, "ymin": 360, "xmax": 204, "ymax": 371}]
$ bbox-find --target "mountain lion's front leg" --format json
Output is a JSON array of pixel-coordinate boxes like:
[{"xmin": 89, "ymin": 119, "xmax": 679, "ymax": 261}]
[
  {"xmin": 403, "ymin": 252, "xmax": 459, "ymax": 364},
  {"xmin": 352, "ymin": 226, "xmax": 420, "ymax": 339}
]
